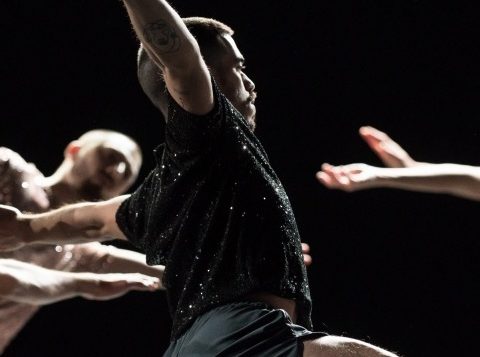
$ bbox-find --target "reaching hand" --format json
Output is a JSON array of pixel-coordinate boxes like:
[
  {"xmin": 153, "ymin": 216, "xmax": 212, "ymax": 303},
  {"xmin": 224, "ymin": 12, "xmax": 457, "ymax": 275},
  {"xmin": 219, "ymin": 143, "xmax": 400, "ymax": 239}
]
[
  {"xmin": 0, "ymin": 205, "xmax": 26, "ymax": 251},
  {"xmin": 316, "ymin": 163, "xmax": 380, "ymax": 192},
  {"xmin": 77, "ymin": 273, "xmax": 161, "ymax": 301},
  {"xmin": 0, "ymin": 260, "xmax": 161, "ymax": 305},
  {"xmin": 359, "ymin": 126, "xmax": 416, "ymax": 168}
]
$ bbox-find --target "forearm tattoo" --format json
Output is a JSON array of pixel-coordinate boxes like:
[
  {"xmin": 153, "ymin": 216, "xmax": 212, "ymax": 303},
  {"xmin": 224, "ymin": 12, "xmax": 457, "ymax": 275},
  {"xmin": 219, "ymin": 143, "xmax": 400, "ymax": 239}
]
[{"xmin": 143, "ymin": 19, "xmax": 180, "ymax": 54}]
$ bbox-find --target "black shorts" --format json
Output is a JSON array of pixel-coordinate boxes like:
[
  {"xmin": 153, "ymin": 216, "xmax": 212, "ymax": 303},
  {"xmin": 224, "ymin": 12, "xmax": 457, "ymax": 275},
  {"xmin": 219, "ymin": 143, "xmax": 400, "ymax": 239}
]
[{"xmin": 163, "ymin": 302, "xmax": 326, "ymax": 356}]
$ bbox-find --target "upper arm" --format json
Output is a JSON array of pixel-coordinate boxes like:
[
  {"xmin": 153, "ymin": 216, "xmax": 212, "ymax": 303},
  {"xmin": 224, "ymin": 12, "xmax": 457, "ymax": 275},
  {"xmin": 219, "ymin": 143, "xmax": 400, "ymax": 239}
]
[
  {"xmin": 94, "ymin": 195, "xmax": 130, "ymax": 240},
  {"xmin": 123, "ymin": 0, "xmax": 213, "ymax": 115}
]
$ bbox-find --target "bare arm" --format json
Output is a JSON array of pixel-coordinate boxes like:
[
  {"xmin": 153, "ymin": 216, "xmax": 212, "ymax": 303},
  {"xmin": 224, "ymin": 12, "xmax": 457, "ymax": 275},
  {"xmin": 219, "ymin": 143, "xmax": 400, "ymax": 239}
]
[
  {"xmin": 71, "ymin": 243, "xmax": 165, "ymax": 289},
  {"xmin": 0, "ymin": 196, "xmax": 128, "ymax": 251},
  {"xmin": 121, "ymin": 0, "xmax": 213, "ymax": 114},
  {"xmin": 318, "ymin": 162, "xmax": 480, "ymax": 201},
  {"xmin": 0, "ymin": 259, "xmax": 159, "ymax": 305}
]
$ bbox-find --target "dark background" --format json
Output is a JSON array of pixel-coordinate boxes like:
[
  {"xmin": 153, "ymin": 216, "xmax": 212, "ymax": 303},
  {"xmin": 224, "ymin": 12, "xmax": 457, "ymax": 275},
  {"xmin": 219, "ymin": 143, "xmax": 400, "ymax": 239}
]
[{"xmin": 1, "ymin": 1, "xmax": 479, "ymax": 356}]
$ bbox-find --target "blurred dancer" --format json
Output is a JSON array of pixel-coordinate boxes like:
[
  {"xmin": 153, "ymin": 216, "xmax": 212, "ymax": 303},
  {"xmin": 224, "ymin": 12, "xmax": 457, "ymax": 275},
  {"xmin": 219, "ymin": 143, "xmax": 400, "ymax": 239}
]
[{"xmin": 0, "ymin": 129, "xmax": 163, "ymax": 353}]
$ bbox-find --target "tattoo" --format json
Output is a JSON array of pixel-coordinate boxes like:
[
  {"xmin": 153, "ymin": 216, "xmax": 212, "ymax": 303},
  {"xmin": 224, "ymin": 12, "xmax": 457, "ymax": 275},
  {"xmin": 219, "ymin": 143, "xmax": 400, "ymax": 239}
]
[{"xmin": 143, "ymin": 20, "xmax": 180, "ymax": 54}]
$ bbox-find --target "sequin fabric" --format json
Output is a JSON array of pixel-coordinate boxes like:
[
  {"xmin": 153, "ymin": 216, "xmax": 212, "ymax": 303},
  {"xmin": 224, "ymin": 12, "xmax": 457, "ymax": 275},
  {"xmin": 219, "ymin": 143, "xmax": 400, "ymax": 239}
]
[{"xmin": 116, "ymin": 81, "xmax": 313, "ymax": 341}]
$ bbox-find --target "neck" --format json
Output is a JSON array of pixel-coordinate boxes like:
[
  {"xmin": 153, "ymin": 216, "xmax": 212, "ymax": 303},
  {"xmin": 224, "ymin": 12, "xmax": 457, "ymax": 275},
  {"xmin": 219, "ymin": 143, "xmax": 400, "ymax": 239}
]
[
  {"xmin": 43, "ymin": 162, "xmax": 84, "ymax": 208},
  {"xmin": 46, "ymin": 181, "xmax": 84, "ymax": 209}
]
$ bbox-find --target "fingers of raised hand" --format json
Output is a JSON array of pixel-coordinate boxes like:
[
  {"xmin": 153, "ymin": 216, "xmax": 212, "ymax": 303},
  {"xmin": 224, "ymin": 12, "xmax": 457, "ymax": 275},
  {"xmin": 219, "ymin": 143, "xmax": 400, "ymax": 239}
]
[
  {"xmin": 301, "ymin": 242, "xmax": 313, "ymax": 266},
  {"xmin": 317, "ymin": 163, "xmax": 369, "ymax": 192},
  {"xmin": 359, "ymin": 126, "xmax": 390, "ymax": 142}
]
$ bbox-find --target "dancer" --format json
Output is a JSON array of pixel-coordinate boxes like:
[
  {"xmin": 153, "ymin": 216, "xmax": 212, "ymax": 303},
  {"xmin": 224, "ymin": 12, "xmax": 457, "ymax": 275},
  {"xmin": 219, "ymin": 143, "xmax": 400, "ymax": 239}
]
[
  {"xmin": 0, "ymin": 129, "xmax": 311, "ymax": 354},
  {"xmin": 0, "ymin": 2, "xmax": 399, "ymax": 355},
  {"xmin": 317, "ymin": 126, "xmax": 480, "ymax": 201},
  {"xmin": 0, "ymin": 130, "xmax": 164, "ymax": 353}
]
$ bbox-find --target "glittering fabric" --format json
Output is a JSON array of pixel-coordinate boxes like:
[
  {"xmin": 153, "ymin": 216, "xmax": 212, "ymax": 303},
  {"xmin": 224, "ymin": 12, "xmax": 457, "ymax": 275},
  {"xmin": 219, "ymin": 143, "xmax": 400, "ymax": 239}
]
[
  {"xmin": 116, "ymin": 81, "xmax": 312, "ymax": 340},
  {"xmin": 0, "ymin": 148, "xmax": 115, "ymax": 354}
]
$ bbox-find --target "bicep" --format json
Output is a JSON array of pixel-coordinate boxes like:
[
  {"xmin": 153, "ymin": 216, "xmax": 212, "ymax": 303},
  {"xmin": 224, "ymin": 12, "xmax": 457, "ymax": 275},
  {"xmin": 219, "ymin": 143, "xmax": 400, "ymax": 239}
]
[
  {"xmin": 163, "ymin": 58, "xmax": 214, "ymax": 116},
  {"xmin": 94, "ymin": 196, "xmax": 130, "ymax": 240},
  {"xmin": 142, "ymin": 37, "xmax": 214, "ymax": 116},
  {"xmin": 123, "ymin": 0, "xmax": 213, "ymax": 115}
]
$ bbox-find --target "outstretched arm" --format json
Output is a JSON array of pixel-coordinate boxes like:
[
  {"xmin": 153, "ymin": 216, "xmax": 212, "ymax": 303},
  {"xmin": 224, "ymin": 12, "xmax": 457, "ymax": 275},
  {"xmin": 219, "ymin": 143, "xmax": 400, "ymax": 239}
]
[
  {"xmin": 317, "ymin": 162, "xmax": 480, "ymax": 201},
  {"xmin": 0, "ymin": 259, "xmax": 160, "ymax": 305},
  {"xmin": 121, "ymin": 0, "xmax": 213, "ymax": 115},
  {"xmin": 0, "ymin": 195, "xmax": 128, "ymax": 251},
  {"xmin": 71, "ymin": 243, "xmax": 165, "ymax": 289}
]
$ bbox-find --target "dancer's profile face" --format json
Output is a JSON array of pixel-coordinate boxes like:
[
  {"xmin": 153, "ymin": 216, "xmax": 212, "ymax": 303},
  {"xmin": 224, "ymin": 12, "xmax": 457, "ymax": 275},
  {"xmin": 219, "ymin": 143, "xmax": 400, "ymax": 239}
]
[
  {"xmin": 137, "ymin": 35, "xmax": 257, "ymax": 129},
  {"xmin": 69, "ymin": 139, "xmax": 141, "ymax": 200},
  {"xmin": 210, "ymin": 34, "xmax": 257, "ymax": 130}
]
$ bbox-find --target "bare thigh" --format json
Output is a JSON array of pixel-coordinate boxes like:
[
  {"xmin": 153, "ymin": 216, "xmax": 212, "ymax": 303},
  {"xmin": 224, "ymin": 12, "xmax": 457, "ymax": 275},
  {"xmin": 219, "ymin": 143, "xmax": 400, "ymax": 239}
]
[{"xmin": 303, "ymin": 335, "xmax": 400, "ymax": 357}]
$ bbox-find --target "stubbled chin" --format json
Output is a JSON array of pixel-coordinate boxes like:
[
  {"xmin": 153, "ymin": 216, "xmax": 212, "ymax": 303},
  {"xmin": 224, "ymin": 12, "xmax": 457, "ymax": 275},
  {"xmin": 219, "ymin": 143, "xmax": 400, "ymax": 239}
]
[
  {"xmin": 248, "ymin": 117, "xmax": 256, "ymax": 131},
  {"xmin": 245, "ymin": 103, "xmax": 256, "ymax": 130}
]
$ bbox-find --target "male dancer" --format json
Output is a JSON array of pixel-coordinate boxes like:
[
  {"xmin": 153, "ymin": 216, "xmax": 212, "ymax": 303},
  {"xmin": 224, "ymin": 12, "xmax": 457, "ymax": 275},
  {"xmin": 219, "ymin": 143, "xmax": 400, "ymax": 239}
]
[
  {"xmin": 0, "ymin": 2, "xmax": 399, "ymax": 355},
  {"xmin": 0, "ymin": 128, "xmax": 309, "ymax": 354},
  {"xmin": 0, "ymin": 130, "xmax": 163, "ymax": 353}
]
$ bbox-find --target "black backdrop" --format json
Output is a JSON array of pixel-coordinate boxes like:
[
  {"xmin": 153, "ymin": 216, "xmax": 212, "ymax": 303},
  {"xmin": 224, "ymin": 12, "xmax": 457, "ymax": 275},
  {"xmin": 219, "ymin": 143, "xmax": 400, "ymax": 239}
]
[{"xmin": 1, "ymin": 1, "xmax": 478, "ymax": 356}]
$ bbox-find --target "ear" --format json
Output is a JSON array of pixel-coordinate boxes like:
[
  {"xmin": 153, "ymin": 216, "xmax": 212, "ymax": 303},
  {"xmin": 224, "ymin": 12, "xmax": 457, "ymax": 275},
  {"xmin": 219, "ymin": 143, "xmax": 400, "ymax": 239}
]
[{"xmin": 64, "ymin": 140, "xmax": 81, "ymax": 159}]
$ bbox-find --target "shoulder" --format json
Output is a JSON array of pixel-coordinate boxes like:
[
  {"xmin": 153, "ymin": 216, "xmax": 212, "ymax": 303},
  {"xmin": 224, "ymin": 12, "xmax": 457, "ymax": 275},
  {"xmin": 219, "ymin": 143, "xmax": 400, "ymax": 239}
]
[
  {"xmin": 0, "ymin": 147, "xmax": 49, "ymax": 211},
  {"xmin": 0, "ymin": 147, "xmax": 38, "ymax": 176}
]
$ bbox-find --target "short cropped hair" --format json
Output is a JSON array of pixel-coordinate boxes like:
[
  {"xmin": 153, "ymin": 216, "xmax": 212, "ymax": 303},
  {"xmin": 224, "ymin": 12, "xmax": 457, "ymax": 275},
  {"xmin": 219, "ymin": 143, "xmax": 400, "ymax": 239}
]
[
  {"xmin": 78, "ymin": 129, "xmax": 142, "ymax": 173},
  {"xmin": 183, "ymin": 17, "xmax": 234, "ymax": 66}
]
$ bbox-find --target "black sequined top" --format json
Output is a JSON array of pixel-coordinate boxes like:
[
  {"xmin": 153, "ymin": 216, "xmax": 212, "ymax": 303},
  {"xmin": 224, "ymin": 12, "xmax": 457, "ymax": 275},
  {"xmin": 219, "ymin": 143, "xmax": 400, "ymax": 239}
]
[{"xmin": 116, "ymin": 82, "xmax": 313, "ymax": 340}]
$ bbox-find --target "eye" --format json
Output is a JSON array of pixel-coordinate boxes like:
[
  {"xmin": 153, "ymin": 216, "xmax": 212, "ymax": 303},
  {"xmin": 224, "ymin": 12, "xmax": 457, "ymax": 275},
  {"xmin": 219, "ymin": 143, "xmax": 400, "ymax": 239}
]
[{"xmin": 100, "ymin": 148, "xmax": 132, "ymax": 178}]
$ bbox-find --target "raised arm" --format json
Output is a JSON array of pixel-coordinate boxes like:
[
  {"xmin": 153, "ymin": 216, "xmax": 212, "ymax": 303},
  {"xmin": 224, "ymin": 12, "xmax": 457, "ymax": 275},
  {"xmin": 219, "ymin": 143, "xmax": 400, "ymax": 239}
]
[
  {"xmin": 0, "ymin": 259, "xmax": 160, "ymax": 305},
  {"xmin": 0, "ymin": 195, "xmax": 128, "ymax": 251},
  {"xmin": 121, "ymin": 0, "xmax": 213, "ymax": 114},
  {"xmin": 317, "ymin": 162, "xmax": 480, "ymax": 201}
]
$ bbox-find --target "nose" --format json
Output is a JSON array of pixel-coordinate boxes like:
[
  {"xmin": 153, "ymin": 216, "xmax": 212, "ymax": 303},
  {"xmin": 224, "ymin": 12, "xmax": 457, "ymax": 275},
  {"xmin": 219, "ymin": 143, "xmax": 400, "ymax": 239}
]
[{"xmin": 243, "ymin": 73, "xmax": 255, "ymax": 92}]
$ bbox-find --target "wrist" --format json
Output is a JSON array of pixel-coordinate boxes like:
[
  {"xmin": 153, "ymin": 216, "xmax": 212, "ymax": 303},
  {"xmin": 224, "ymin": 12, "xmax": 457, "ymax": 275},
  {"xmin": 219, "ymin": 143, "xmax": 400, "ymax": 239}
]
[
  {"xmin": 374, "ymin": 168, "xmax": 404, "ymax": 188},
  {"xmin": 403, "ymin": 157, "xmax": 419, "ymax": 168},
  {"xmin": 367, "ymin": 168, "xmax": 391, "ymax": 188}
]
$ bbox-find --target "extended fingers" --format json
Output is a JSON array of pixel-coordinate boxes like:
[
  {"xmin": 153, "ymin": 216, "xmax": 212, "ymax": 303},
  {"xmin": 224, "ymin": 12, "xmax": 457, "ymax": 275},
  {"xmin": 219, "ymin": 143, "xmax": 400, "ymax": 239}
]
[
  {"xmin": 359, "ymin": 126, "xmax": 389, "ymax": 143},
  {"xmin": 301, "ymin": 242, "xmax": 312, "ymax": 266},
  {"xmin": 322, "ymin": 164, "xmax": 350, "ymax": 185},
  {"xmin": 121, "ymin": 274, "xmax": 161, "ymax": 291}
]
